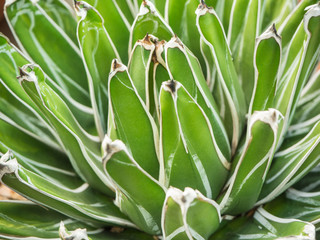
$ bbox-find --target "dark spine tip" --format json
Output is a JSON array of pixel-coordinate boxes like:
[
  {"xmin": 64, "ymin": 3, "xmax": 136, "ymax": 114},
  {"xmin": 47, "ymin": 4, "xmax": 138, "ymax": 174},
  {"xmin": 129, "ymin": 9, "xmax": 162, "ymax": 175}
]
[
  {"xmin": 167, "ymin": 80, "xmax": 176, "ymax": 93},
  {"xmin": 271, "ymin": 23, "xmax": 281, "ymax": 39},
  {"xmin": 199, "ymin": 0, "xmax": 208, "ymax": 8},
  {"xmin": 17, "ymin": 67, "xmax": 29, "ymax": 79}
]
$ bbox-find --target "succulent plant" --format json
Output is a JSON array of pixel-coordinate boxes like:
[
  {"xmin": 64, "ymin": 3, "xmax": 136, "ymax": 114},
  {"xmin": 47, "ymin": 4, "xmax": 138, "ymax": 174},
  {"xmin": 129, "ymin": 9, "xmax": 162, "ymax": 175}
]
[{"xmin": 0, "ymin": 0, "xmax": 320, "ymax": 239}]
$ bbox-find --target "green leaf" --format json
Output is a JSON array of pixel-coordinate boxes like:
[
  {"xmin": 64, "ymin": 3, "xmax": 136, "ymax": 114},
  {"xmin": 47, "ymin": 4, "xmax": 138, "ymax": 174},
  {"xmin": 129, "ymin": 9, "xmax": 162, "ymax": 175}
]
[
  {"xmin": 108, "ymin": 60, "xmax": 160, "ymax": 179},
  {"xmin": 293, "ymin": 164, "xmax": 320, "ymax": 192},
  {"xmin": 0, "ymin": 33, "xmax": 94, "ymax": 131},
  {"xmin": 114, "ymin": 0, "xmax": 135, "ymax": 24},
  {"xmin": 81, "ymin": 0, "xmax": 131, "ymax": 63},
  {"xmin": 160, "ymin": 80, "xmax": 229, "ymax": 199},
  {"xmin": 210, "ymin": 207, "xmax": 315, "ymax": 240},
  {"xmin": 0, "ymin": 200, "xmax": 91, "ymax": 239},
  {"xmin": 0, "ymin": 201, "xmax": 151, "ymax": 240},
  {"xmin": 284, "ymin": 70, "xmax": 320, "ymax": 147},
  {"xmin": 5, "ymin": 0, "xmax": 90, "ymax": 108},
  {"xmin": 165, "ymin": 0, "xmax": 206, "ymax": 72},
  {"xmin": 196, "ymin": 2, "xmax": 247, "ymax": 153},
  {"xmin": 129, "ymin": 0, "xmax": 174, "ymax": 54},
  {"xmin": 214, "ymin": 0, "xmax": 234, "ymax": 32},
  {"xmin": 275, "ymin": 3, "xmax": 320, "ymax": 146},
  {"xmin": 0, "ymin": 72, "xmax": 58, "ymax": 151},
  {"xmin": 0, "ymin": 151, "xmax": 132, "ymax": 227},
  {"xmin": 228, "ymin": 0, "xmax": 260, "ymax": 103},
  {"xmin": 162, "ymin": 187, "xmax": 221, "ymax": 240},
  {"xmin": 289, "ymin": 3, "xmax": 320, "ymax": 118},
  {"xmin": 128, "ymin": 34, "xmax": 156, "ymax": 110},
  {"xmin": 258, "ymin": 121, "xmax": 320, "ymax": 204},
  {"xmin": 102, "ymin": 137, "xmax": 166, "ymax": 235},
  {"xmin": 18, "ymin": 64, "xmax": 113, "ymax": 195},
  {"xmin": 264, "ymin": 188, "xmax": 320, "ymax": 231},
  {"xmin": 278, "ymin": 0, "xmax": 317, "ymax": 49},
  {"xmin": 249, "ymin": 25, "xmax": 281, "ymax": 116},
  {"xmin": 164, "ymin": 37, "xmax": 230, "ymax": 159},
  {"xmin": 294, "ymin": 69, "xmax": 320, "ymax": 124},
  {"xmin": 152, "ymin": 40, "xmax": 170, "ymax": 122},
  {"xmin": 76, "ymin": 2, "xmax": 120, "ymax": 138},
  {"xmin": 260, "ymin": 0, "xmax": 295, "ymax": 32},
  {"xmin": 220, "ymin": 109, "xmax": 281, "ymax": 215},
  {"xmin": 36, "ymin": 0, "xmax": 78, "ymax": 44}
]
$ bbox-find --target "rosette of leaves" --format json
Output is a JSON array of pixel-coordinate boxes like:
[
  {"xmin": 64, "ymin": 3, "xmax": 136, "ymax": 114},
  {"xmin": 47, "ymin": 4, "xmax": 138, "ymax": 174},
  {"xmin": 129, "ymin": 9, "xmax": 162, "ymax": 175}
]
[{"xmin": 0, "ymin": 0, "xmax": 320, "ymax": 239}]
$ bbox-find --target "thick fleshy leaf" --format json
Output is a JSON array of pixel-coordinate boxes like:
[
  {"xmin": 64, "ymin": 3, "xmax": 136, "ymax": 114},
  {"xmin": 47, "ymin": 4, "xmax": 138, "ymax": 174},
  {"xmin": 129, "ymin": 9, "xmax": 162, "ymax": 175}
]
[
  {"xmin": 258, "ymin": 121, "xmax": 320, "ymax": 204},
  {"xmin": 152, "ymin": 40, "xmax": 170, "ymax": 122},
  {"xmin": 5, "ymin": 0, "xmax": 90, "ymax": 108},
  {"xmin": 81, "ymin": 0, "xmax": 131, "ymax": 63},
  {"xmin": 277, "ymin": 0, "xmax": 317, "ymax": 49},
  {"xmin": 260, "ymin": 0, "xmax": 295, "ymax": 32},
  {"xmin": 214, "ymin": 0, "xmax": 233, "ymax": 32},
  {"xmin": 289, "ymin": 3, "xmax": 320, "ymax": 118},
  {"xmin": 0, "ymin": 37, "xmax": 58, "ymax": 149},
  {"xmin": 102, "ymin": 137, "xmax": 166, "ymax": 235},
  {"xmin": 264, "ymin": 188, "xmax": 320, "ymax": 231},
  {"xmin": 165, "ymin": 0, "xmax": 206, "ymax": 71},
  {"xmin": 0, "ymin": 201, "xmax": 151, "ymax": 240},
  {"xmin": 275, "ymin": 4, "xmax": 320, "ymax": 145},
  {"xmin": 160, "ymin": 80, "xmax": 229, "ymax": 199},
  {"xmin": 0, "ymin": 83, "xmax": 58, "ymax": 151},
  {"xmin": 220, "ymin": 109, "xmax": 281, "ymax": 215},
  {"xmin": 249, "ymin": 25, "xmax": 281, "ymax": 116},
  {"xmin": 36, "ymin": 0, "xmax": 78, "ymax": 44},
  {"xmin": 128, "ymin": 34, "xmax": 155, "ymax": 111},
  {"xmin": 228, "ymin": 0, "xmax": 260, "ymax": 104},
  {"xmin": 159, "ymin": 85, "xmax": 199, "ymax": 190},
  {"xmin": 285, "ymin": 69, "xmax": 320, "ymax": 147},
  {"xmin": 0, "ymin": 119, "xmax": 72, "ymax": 186},
  {"xmin": 211, "ymin": 207, "xmax": 315, "ymax": 240},
  {"xmin": 162, "ymin": 187, "xmax": 221, "ymax": 240},
  {"xmin": 18, "ymin": 65, "xmax": 113, "ymax": 194},
  {"xmin": 0, "ymin": 151, "xmax": 132, "ymax": 227},
  {"xmin": 129, "ymin": 0, "xmax": 174, "ymax": 54},
  {"xmin": 0, "ymin": 35, "xmax": 54, "ymax": 148},
  {"xmin": 164, "ymin": 37, "xmax": 230, "ymax": 160},
  {"xmin": 108, "ymin": 60, "xmax": 159, "ymax": 179},
  {"xmin": 196, "ymin": 2, "xmax": 246, "ymax": 152},
  {"xmin": 0, "ymin": 33, "xmax": 94, "ymax": 131},
  {"xmin": 293, "ymin": 164, "xmax": 320, "ymax": 192},
  {"xmin": 76, "ymin": 2, "xmax": 120, "ymax": 138}
]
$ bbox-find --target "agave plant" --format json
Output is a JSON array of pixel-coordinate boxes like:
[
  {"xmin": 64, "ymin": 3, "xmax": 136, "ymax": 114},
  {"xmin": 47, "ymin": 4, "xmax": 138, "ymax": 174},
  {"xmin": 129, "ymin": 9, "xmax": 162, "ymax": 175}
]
[{"xmin": 0, "ymin": 0, "xmax": 320, "ymax": 239}]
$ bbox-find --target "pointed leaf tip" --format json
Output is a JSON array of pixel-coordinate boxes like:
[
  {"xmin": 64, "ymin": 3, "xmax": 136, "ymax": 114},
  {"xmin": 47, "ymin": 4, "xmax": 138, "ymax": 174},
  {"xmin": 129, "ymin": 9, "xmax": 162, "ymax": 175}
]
[
  {"xmin": 162, "ymin": 80, "xmax": 181, "ymax": 94},
  {"xmin": 0, "ymin": 151, "xmax": 18, "ymax": 179},
  {"xmin": 59, "ymin": 222, "xmax": 90, "ymax": 240},
  {"xmin": 102, "ymin": 135, "xmax": 126, "ymax": 164}
]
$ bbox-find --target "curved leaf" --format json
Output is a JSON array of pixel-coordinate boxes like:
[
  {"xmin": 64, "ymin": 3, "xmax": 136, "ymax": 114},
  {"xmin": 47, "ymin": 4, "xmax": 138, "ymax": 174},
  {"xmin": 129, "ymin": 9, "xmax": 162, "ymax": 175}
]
[
  {"xmin": 5, "ymin": 0, "xmax": 90, "ymax": 108},
  {"xmin": 258, "ymin": 121, "xmax": 320, "ymax": 204},
  {"xmin": 76, "ymin": 2, "xmax": 120, "ymax": 138},
  {"xmin": 129, "ymin": 0, "xmax": 174, "ymax": 54},
  {"xmin": 102, "ymin": 136, "xmax": 166, "ymax": 235},
  {"xmin": 0, "ymin": 201, "xmax": 151, "ymax": 240},
  {"xmin": 162, "ymin": 187, "xmax": 220, "ymax": 240},
  {"xmin": 19, "ymin": 64, "xmax": 113, "ymax": 195},
  {"xmin": 211, "ymin": 207, "xmax": 315, "ymax": 240},
  {"xmin": 196, "ymin": 2, "xmax": 246, "ymax": 152},
  {"xmin": 0, "ymin": 151, "xmax": 132, "ymax": 227},
  {"xmin": 81, "ymin": 0, "xmax": 131, "ymax": 63},
  {"xmin": 220, "ymin": 109, "xmax": 281, "ymax": 215},
  {"xmin": 160, "ymin": 80, "xmax": 229, "ymax": 199},
  {"xmin": 108, "ymin": 60, "xmax": 159, "ymax": 179}
]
